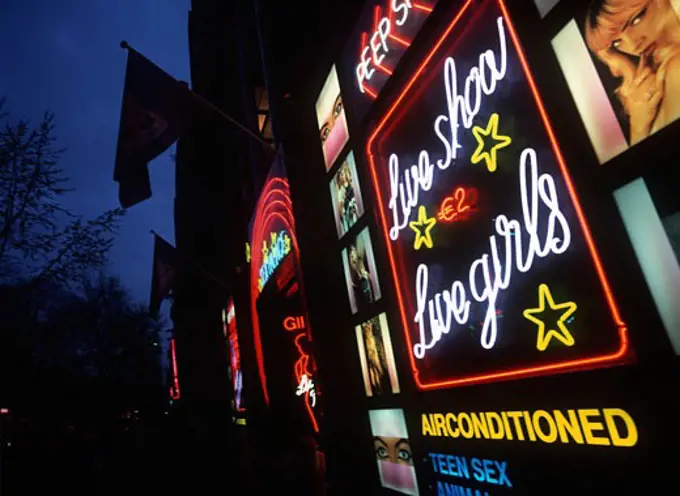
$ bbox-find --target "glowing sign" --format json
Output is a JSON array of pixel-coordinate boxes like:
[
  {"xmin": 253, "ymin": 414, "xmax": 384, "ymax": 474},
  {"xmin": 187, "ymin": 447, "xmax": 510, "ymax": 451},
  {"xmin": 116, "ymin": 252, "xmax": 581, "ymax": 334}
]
[
  {"xmin": 365, "ymin": 0, "xmax": 629, "ymax": 390},
  {"xmin": 223, "ymin": 300, "xmax": 244, "ymax": 412},
  {"xmin": 437, "ymin": 187, "xmax": 478, "ymax": 222},
  {"xmin": 169, "ymin": 338, "xmax": 181, "ymax": 400},
  {"xmin": 258, "ymin": 230, "xmax": 291, "ymax": 292},
  {"xmin": 339, "ymin": 0, "xmax": 439, "ymax": 124},
  {"xmin": 296, "ymin": 374, "xmax": 316, "ymax": 407},
  {"xmin": 283, "ymin": 316, "xmax": 305, "ymax": 331}
]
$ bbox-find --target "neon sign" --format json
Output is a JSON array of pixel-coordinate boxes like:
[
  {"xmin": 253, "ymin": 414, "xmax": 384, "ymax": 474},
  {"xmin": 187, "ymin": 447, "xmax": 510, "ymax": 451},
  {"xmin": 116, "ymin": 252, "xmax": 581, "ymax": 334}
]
[
  {"xmin": 296, "ymin": 374, "xmax": 316, "ymax": 407},
  {"xmin": 169, "ymin": 338, "xmax": 180, "ymax": 400},
  {"xmin": 366, "ymin": 0, "xmax": 629, "ymax": 389},
  {"xmin": 339, "ymin": 0, "xmax": 438, "ymax": 124},
  {"xmin": 223, "ymin": 301, "xmax": 244, "ymax": 412},
  {"xmin": 258, "ymin": 230, "xmax": 291, "ymax": 292},
  {"xmin": 283, "ymin": 315, "xmax": 305, "ymax": 331},
  {"xmin": 437, "ymin": 187, "xmax": 478, "ymax": 222}
]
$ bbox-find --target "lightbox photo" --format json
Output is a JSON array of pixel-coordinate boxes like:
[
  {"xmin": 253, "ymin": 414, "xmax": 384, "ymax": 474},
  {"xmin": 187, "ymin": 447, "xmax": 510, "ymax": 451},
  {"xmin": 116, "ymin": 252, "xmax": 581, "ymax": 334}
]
[
  {"xmin": 355, "ymin": 313, "xmax": 400, "ymax": 397},
  {"xmin": 369, "ymin": 409, "xmax": 419, "ymax": 496},
  {"xmin": 552, "ymin": 0, "xmax": 680, "ymax": 163},
  {"xmin": 316, "ymin": 65, "xmax": 350, "ymax": 171},
  {"xmin": 341, "ymin": 226, "xmax": 381, "ymax": 314},
  {"xmin": 329, "ymin": 151, "xmax": 365, "ymax": 238}
]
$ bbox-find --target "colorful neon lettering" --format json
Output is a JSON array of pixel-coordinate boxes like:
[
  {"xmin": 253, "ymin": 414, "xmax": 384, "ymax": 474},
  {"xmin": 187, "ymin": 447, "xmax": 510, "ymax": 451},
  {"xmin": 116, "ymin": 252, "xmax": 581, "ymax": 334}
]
[
  {"xmin": 471, "ymin": 113, "xmax": 512, "ymax": 172},
  {"xmin": 523, "ymin": 284, "xmax": 577, "ymax": 351},
  {"xmin": 258, "ymin": 230, "xmax": 292, "ymax": 291},
  {"xmin": 438, "ymin": 187, "xmax": 478, "ymax": 222},
  {"xmin": 388, "ymin": 17, "xmax": 508, "ymax": 241},
  {"xmin": 413, "ymin": 148, "xmax": 571, "ymax": 358},
  {"xmin": 409, "ymin": 205, "xmax": 437, "ymax": 250}
]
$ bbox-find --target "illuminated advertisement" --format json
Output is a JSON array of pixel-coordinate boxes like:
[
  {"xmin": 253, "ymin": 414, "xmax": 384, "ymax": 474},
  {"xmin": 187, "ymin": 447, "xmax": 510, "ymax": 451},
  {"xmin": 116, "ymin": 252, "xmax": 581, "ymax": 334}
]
[
  {"xmin": 369, "ymin": 408, "xmax": 419, "ymax": 495},
  {"xmin": 355, "ymin": 312, "xmax": 401, "ymax": 397},
  {"xmin": 339, "ymin": 0, "xmax": 440, "ymax": 125},
  {"xmin": 329, "ymin": 151, "xmax": 366, "ymax": 238},
  {"xmin": 341, "ymin": 226, "xmax": 383, "ymax": 314},
  {"xmin": 223, "ymin": 299, "xmax": 244, "ymax": 413},
  {"xmin": 316, "ymin": 65, "xmax": 350, "ymax": 170},
  {"xmin": 366, "ymin": 0, "xmax": 630, "ymax": 390},
  {"xmin": 551, "ymin": 0, "xmax": 680, "ymax": 164}
]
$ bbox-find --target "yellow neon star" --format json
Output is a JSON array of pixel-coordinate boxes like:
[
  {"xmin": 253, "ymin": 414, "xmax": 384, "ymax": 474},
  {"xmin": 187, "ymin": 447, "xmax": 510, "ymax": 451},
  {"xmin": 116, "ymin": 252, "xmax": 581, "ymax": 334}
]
[
  {"xmin": 523, "ymin": 284, "xmax": 577, "ymax": 352},
  {"xmin": 409, "ymin": 205, "xmax": 437, "ymax": 250},
  {"xmin": 471, "ymin": 113, "xmax": 512, "ymax": 172}
]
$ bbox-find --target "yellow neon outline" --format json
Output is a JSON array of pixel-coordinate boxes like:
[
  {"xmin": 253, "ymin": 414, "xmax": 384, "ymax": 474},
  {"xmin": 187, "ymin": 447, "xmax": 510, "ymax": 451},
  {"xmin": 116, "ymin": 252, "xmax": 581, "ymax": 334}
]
[
  {"xmin": 471, "ymin": 113, "xmax": 512, "ymax": 172},
  {"xmin": 523, "ymin": 283, "xmax": 577, "ymax": 352},
  {"xmin": 409, "ymin": 205, "xmax": 437, "ymax": 250}
]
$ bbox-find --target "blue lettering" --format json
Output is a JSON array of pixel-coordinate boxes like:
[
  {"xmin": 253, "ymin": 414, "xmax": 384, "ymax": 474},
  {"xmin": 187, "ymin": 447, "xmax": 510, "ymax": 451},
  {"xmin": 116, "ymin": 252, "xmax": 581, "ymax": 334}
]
[
  {"xmin": 436, "ymin": 482, "xmax": 489, "ymax": 496},
  {"xmin": 471, "ymin": 458, "xmax": 485, "ymax": 483}
]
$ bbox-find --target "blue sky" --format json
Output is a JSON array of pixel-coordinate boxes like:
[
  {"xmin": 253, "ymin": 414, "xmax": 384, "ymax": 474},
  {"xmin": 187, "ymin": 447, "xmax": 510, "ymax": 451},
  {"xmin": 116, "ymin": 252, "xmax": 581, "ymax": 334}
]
[{"xmin": 0, "ymin": 0, "xmax": 190, "ymax": 309}]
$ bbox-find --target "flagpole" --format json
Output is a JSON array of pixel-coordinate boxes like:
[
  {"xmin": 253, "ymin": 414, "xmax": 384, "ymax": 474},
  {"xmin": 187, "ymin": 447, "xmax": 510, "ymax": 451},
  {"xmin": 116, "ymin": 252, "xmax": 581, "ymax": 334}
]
[
  {"xmin": 151, "ymin": 230, "xmax": 232, "ymax": 292},
  {"xmin": 120, "ymin": 40, "xmax": 277, "ymax": 153}
]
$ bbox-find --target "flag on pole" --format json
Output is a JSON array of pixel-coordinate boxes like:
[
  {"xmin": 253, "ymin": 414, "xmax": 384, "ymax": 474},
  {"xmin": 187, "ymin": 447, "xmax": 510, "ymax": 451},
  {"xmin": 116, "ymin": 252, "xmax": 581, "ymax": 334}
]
[
  {"xmin": 114, "ymin": 45, "xmax": 192, "ymax": 208},
  {"xmin": 149, "ymin": 233, "xmax": 181, "ymax": 317}
]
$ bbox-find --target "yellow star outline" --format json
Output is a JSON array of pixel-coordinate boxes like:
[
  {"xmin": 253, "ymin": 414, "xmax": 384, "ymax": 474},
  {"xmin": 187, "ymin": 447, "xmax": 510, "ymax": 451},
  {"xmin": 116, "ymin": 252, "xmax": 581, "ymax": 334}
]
[
  {"xmin": 471, "ymin": 113, "xmax": 512, "ymax": 172},
  {"xmin": 523, "ymin": 284, "xmax": 577, "ymax": 352},
  {"xmin": 409, "ymin": 205, "xmax": 437, "ymax": 250}
]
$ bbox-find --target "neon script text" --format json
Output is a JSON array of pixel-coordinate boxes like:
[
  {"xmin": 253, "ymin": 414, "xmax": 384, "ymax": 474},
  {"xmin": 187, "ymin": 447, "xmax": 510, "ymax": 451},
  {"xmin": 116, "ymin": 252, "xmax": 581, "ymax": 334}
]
[
  {"xmin": 413, "ymin": 149, "xmax": 571, "ymax": 358},
  {"xmin": 296, "ymin": 374, "xmax": 317, "ymax": 407},
  {"xmin": 356, "ymin": 0, "xmax": 414, "ymax": 94},
  {"xmin": 388, "ymin": 16, "xmax": 508, "ymax": 240}
]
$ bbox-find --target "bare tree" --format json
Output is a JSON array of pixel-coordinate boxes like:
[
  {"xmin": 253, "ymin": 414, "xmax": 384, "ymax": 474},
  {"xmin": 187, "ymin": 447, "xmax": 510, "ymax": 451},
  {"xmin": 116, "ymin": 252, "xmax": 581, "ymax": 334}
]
[{"xmin": 0, "ymin": 98, "xmax": 125, "ymax": 289}]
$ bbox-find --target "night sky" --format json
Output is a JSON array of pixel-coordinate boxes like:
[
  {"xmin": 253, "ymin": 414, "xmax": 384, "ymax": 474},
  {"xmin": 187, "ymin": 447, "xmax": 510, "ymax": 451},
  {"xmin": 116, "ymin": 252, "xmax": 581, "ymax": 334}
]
[{"xmin": 0, "ymin": 0, "xmax": 190, "ymax": 311}]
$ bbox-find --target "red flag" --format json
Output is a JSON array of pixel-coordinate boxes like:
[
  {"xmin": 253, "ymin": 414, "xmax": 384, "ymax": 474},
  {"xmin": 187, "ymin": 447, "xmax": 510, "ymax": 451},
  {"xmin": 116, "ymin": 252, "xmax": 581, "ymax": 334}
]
[
  {"xmin": 114, "ymin": 48, "xmax": 189, "ymax": 208},
  {"xmin": 149, "ymin": 234, "xmax": 180, "ymax": 317}
]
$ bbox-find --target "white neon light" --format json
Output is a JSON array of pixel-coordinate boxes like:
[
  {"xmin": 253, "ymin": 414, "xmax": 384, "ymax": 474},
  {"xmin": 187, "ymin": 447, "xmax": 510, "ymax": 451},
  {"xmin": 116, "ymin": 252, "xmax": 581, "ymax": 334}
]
[
  {"xmin": 412, "ymin": 149, "xmax": 571, "ymax": 358},
  {"xmin": 388, "ymin": 16, "xmax": 508, "ymax": 241},
  {"xmin": 296, "ymin": 374, "xmax": 316, "ymax": 407},
  {"xmin": 356, "ymin": 0, "xmax": 414, "ymax": 94}
]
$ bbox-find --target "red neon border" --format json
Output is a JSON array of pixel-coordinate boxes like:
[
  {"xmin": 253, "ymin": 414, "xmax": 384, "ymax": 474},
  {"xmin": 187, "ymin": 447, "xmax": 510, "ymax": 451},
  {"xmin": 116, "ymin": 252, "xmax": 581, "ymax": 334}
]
[
  {"xmin": 365, "ymin": 0, "xmax": 630, "ymax": 390},
  {"xmin": 169, "ymin": 338, "xmax": 181, "ymax": 400},
  {"xmin": 250, "ymin": 176, "xmax": 319, "ymax": 431}
]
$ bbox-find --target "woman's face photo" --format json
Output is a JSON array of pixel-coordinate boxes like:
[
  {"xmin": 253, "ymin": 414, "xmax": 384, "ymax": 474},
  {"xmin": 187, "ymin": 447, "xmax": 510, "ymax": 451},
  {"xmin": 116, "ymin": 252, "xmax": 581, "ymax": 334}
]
[
  {"xmin": 329, "ymin": 151, "xmax": 365, "ymax": 238},
  {"xmin": 369, "ymin": 409, "xmax": 418, "ymax": 495},
  {"xmin": 316, "ymin": 66, "xmax": 350, "ymax": 171},
  {"xmin": 603, "ymin": 1, "xmax": 674, "ymax": 57}
]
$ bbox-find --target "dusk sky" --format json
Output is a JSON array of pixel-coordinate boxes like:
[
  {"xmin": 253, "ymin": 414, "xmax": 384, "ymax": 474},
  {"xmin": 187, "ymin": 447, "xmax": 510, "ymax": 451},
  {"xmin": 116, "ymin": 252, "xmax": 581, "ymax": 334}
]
[{"xmin": 0, "ymin": 0, "xmax": 190, "ymax": 309}]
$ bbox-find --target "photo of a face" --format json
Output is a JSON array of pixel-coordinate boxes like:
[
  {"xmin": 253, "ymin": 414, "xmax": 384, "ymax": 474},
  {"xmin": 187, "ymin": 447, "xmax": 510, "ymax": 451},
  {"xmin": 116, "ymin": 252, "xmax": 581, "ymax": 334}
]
[
  {"xmin": 355, "ymin": 313, "xmax": 400, "ymax": 397},
  {"xmin": 342, "ymin": 227, "xmax": 381, "ymax": 314},
  {"xmin": 369, "ymin": 409, "xmax": 419, "ymax": 496},
  {"xmin": 552, "ymin": 0, "xmax": 680, "ymax": 163},
  {"xmin": 316, "ymin": 65, "xmax": 350, "ymax": 171},
  {"xmin": 329, "ymin": 151, "xmax": 365, "ymax": 238}
]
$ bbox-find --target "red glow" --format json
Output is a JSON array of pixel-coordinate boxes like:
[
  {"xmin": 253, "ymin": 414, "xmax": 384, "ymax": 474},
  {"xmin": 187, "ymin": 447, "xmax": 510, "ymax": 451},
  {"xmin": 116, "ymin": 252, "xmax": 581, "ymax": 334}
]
[
  {"xmin": 437, "ymin": 187, "xmax": 478, "ymax": 222},
  {"xmin": 292, "ymin": 333, "xmax": 319, "ymax": 433},
  {"xmin": 413, "ymin": 2, "xmax": 434, "ymax": 12},
  {"xmin": 169, "ymin": 338, "xmax": 181, "ymax": 400},
  {"xmin": 249, "ymin": 174, "xmax": 320, "ymax": 432},
  {"xmin": 283, "ymin": 316, "xmax": 306, "ymax": 331},
  {"xmin": 365, "ymin": 0, "xmax": 629, "ymax": 390},
  {"xmin": 388, "ymin": 33, "xmax": 411, "ymax": 48}
]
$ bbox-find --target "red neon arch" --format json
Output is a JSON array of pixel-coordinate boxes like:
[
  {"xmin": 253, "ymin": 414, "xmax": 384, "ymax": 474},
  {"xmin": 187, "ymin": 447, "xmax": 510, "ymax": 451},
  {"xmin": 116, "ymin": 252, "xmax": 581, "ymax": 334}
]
[
  {"xmin": 365, "ymin": 0, "xmax": 629, "ymax": 390},
  {"xmin": 250, "ymin": 176, "xmax": 319, "ymax": 432}
]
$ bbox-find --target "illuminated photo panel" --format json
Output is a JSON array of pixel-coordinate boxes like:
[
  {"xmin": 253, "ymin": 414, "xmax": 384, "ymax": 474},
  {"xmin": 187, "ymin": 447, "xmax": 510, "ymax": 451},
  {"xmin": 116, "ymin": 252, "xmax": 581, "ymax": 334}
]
[
  {"xmin": 355, "ymin": 312, "xmax": 401, "ymax": 397},
  {"xmin": 223, "ymin": 300, "xmax": 245, "ymax": 413},
  {"xmin": 369, "ymin": 408, "xmax": 419, "ymax": 496},
  {"xmin": 366, "ymin": 0, "xmax": 629, "ymax": 390},
  {"xmin": 342, "ymin": 226, "xmax": 383, "ymax": 314},
  {"xmin": 316, "ymin": 65, "xmax": 350, "ymax": 171},
  {"xmin": 552, "ymin": 0, "xmax": 680, "ymax": 163},
  {"xmin": 329, "ymin": 151, "xmax": 366, "ymax": 238}
]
